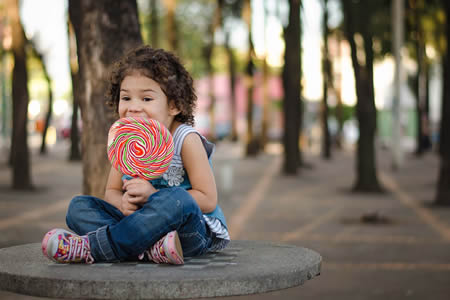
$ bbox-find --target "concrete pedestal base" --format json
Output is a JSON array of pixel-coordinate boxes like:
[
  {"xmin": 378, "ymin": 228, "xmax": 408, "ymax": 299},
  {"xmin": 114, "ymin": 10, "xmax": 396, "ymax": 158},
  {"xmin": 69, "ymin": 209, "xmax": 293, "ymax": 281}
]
[{"xmin": 0, "ymin": 240, "xmax": 321, "ymax": 299}]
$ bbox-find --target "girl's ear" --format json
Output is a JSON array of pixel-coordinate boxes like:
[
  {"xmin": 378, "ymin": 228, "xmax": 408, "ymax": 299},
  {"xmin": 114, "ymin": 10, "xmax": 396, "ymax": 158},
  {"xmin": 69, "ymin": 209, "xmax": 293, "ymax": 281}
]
[{"xmin": 168, "ymin": 100, "xmax": 181, "ymax": 116}]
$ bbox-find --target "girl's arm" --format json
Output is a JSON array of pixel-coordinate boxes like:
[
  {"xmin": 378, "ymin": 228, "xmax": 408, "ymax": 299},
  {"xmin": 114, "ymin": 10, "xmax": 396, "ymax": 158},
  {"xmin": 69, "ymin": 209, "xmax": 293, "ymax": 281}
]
[
  {"xmin": 181, "ymin": 133, "xmax": 218, "ymax": 213},
  {"xmin": 104, "ymin": 167, "xmax": 123, "ymax": 209}
]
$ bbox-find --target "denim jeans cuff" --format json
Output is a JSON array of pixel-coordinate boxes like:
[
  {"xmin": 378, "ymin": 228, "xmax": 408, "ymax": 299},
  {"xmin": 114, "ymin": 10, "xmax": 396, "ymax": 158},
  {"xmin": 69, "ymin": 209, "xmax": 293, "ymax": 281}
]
[{"xmin": 88, "ymin": 225, "xmax": 117, "ymax": 262}]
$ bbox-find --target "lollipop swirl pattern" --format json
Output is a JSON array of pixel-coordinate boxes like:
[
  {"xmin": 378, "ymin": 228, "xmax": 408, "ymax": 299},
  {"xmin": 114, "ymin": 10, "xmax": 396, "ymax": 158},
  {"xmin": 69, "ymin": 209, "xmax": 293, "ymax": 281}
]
[{"xmin": 107, "ymin": 117, "xmax": 174, "ymax": 180}]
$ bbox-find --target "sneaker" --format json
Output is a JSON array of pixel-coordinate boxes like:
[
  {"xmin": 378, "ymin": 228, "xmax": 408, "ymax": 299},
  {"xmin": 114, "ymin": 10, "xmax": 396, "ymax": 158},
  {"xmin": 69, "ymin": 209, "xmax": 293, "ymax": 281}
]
[
  {"xmin": 42, "ymin": 228, "xmax": 94, "ymax": 264},
  {"xmin": 139, "ymin": 230, "xmax": 184, "ymax": 264}
]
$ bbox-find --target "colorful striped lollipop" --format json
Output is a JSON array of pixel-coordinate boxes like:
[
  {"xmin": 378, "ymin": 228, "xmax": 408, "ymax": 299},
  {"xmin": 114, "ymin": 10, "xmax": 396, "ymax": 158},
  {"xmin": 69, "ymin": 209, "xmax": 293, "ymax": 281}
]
[{"xmin": 107, "ymin": 117, "xmax": 174, "ymax": 180}]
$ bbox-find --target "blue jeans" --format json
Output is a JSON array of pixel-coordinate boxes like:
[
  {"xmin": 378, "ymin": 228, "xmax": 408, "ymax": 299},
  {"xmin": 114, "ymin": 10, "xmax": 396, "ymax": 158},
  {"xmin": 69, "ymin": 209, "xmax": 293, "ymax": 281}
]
[{"xmin": 66, "ymin": 187, "xmax": 213, "ymax": 262}]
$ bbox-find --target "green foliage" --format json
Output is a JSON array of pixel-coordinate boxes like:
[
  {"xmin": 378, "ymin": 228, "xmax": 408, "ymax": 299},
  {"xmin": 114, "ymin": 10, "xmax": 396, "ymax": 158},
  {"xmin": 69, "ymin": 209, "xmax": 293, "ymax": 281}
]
[
  {"xmin": 138, "ymin": 0, "xmax": 205, "ymax": 77},
  {"xmin": 329, "ymin": 103, "xmax": 355, "ymax": 123},
  {"xmin": 137, "ymin": 0, "xmax": 251, "ymax": 79},
  {"xmin": 138, "ymin": 0, "xmax": 236, "ymax": 78},
  {"xmin": 370, "ymin": 0, "xmax": 392, "ymax": 59},
  {"xmin": 405, "ymin": 0, "xmax": 446, "ymax": 63},
  {"xmin": 222, "ymin": 0, "xmax": 244, "ymax": 18},
  {"xmin": 271, "ymin": 98, "xmax": 283, "ymax": 111},
  {"xmin": 271, "ymin": 98, "xmax": 355, "ymax": 126},
  {"xmin": 338, "ymin": 0, "xmax": 446, "ymax": 63},
  {"xmin": 340, "ymin": 0, "xmax": 391, "ymax": 60}
]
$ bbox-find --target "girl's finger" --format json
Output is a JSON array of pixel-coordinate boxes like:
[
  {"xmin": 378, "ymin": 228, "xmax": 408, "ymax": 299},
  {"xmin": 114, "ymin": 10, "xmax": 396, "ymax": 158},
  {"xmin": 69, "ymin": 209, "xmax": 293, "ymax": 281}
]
[
  {"xmin": 128, "ymin": 196, "xmax": 139, "ymax": 204},
  {"xmin": 126, "ymin": 189, "xmax": 140, "ymax": 197},
  {"xmin": 124, "ymin": 203, "xmax": 138, "ymax": 212}
]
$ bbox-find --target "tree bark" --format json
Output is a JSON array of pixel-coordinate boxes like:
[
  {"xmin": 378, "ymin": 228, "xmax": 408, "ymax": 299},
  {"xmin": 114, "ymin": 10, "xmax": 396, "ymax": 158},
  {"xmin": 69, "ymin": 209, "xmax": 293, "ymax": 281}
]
[
  {"xmin": 0, "ymin": 49, "xmax": 8, "ymax": 144},
  {"xmin": 69, "ymin": 69, "xmax": 81, "ymax": 161},
  {"xmin": 150, "ymin": 0, "xmax": 159, "ymax": 48},
  {"xmin": 435, "ymin": 1, "xmax": 450, "ymax": 205},
  {"xmin": 261, "ymin": 57, "xmax": 270, "ymax": 149},
  {"xmin": 342, "ymin": 0, "xmax": 382, "ymax": 192},
  {"xmin": 164, "ymin": 0, "xmax": 178, "ymax": 54},
  {"xmin": 67, "ymin": 20, "xmax": 81, "ymax": 161},
  {"xmin": 261, "ymin": 0, "xmax": 270, "ymax": 149},
  {"xmin": 411, "ymin": 1, "xmax": 431, "ymax": 155},
  {"xmin": 68, "ymin": 0, "xmax": 142, "ymax": 198},
  {"xmin": 203, "ymin": 0, "xmax": 222, "ymax": 142},
  {"xmin": 30, "ymin": 49, "xmax": 53, "ymax": 155},
  {"xmin": 321, "ymin": 0, "xmax": 331, "ymax": 159},
  {"xmin": 29, "ymin": 42, "xmax": 53, "ymax": 155},
  {"xmin": 203, "ymin": 44, "xmax": 216, "ymax": 141},
  {"xmin": 225, "ymin": 31, "xmax": 238, "ymax": 142},
  {"xmin": 9, "ymin": 0, "xmax": 33, "ymax": 189},
  {"xmin": 282, "ymin": 0, "xmax": 302, "ymax": 174},
  {"xmin": 334, "ymin": 31, "xmax": 344, "ymax": 148},
  {"xmin": 40, "ymin": 64, "xmax": 53, "ymax": 155},
  {"xmin": 243, "ymin": 0, "xmax": 260, "ymax": 156}
]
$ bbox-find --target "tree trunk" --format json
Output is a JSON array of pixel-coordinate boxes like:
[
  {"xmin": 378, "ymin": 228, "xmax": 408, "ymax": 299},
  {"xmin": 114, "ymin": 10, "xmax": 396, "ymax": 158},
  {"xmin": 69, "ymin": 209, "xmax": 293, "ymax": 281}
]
[
  {"xmin": 67, "ymin": 20, "xmax": 81, "ymax": 161},
  {"xmin": 245, "ymin": 59, "xmax": 258, "ymax": 156},
  {"xmin": 150, "ymin": 0, "xmax": 159, "ymax": 48},
  {"xmin": 37, "ymin": 52, "xmax": 53, "ymax": 155},
  {"xmin": 0, "ymin": 49, "xmax": 8, "ymax": 145},
  {"xmin": 164, "ymin": 0, "xmax": 178, "ymax": 54},
  {"xmin": 321, "ymin": 0, "xmax": 331, "ymax": 159},
  {"xmin": 435, "ymin": 1, "xmax": 450, "ymax": 205},
  {"xmin": 225, "ymin": 31, "xmax": 238, "ymax": 142},
  {"xmin": 282, "ymin": 0, "xmax": 302, "ymax": 174},
  {"xmin": 68, "ymin": 0, "xmax": 142, "ymax": 198},
  {"xmin": 28, "ymin": 43, "xmax": 52, "ymax": 155},
  {"xmin": 40, "ymin": 68, "xmax": 53, "ymax": 155},
  {"xmin": 334, "ymin": 31, "xmax": 344, "ymax": 148},
  {"xmin": 412, "ymin": 0, "xmax": 431, "ymax": 156},
  {"xmin": 424, "ymin": 63, "xmax": 431, "ymax": 146},
  {"xmin": 261, "ymin": 58, "xmax": 270, "ymax": 149},
  {"xmin": 261, "ymin": 0, "xmax": 270, "ymax": 149},
  {"xmin": 203, "ymin": 0, "xmax": 222, "ymax": 142},
  {"xmin": 69, "ymin": 70, "xmax": 81, "ymax": 161},
  {"xmin": 342, "ymin": 0, "xmax": 382, "ymax": 192},
  {"xmin": 9, "ymin": 0, "xmax": 33, "ymax": 189},
  {"xmin": 203, "ymin": 44, "xmax": 216, "ymax": 141},
  {"xmin": 243, "ymin": 0, "xmax": 260, "ymax": 156}
]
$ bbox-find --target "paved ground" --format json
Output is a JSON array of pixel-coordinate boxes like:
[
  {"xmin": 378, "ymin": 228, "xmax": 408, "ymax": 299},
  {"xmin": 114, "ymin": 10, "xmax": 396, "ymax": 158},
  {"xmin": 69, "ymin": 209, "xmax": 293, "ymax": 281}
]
[{"xmin": 1, "ymin": 140, "xmax": 450, "ymax": 299}]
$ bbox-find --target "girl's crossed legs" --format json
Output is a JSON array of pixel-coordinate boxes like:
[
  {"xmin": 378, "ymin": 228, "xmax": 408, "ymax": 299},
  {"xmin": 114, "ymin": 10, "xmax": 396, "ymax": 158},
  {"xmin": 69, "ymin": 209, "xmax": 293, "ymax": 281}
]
[{"xmin": 65, "ymin": 187, "xmax": 212, "ymax": 262}]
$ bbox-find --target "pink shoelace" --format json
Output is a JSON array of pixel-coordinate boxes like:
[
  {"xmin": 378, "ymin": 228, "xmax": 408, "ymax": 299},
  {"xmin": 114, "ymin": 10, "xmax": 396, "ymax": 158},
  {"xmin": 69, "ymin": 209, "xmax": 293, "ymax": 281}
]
[
  {"xmin": 138, "ymin": 237, "xmax": 168, "ymax": 263},
  {"xmin": 63, "ymin": 235, "xmax": 94, "ymax": 264},
  {"xmin": 148, "ymin": 238, "xmax": 169, "ymax": 263}
]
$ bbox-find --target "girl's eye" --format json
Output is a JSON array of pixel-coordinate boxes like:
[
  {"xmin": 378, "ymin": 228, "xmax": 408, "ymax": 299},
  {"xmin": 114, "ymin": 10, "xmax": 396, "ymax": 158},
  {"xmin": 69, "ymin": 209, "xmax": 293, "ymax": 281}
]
[
  {"xmin": 120, "ymin": 96, "xmax": 130, "ymax": 101},
  {"xmin": 143, "ymin": 97, "xmax": 153, "ymax": 102}
]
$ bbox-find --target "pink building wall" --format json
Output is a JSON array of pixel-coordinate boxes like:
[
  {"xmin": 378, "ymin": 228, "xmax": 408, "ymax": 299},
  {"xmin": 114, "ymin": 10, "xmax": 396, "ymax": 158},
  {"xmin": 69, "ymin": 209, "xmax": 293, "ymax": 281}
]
[{"xmin": 194, "ymin": 73, "xmax": 284, "ymax": 139}]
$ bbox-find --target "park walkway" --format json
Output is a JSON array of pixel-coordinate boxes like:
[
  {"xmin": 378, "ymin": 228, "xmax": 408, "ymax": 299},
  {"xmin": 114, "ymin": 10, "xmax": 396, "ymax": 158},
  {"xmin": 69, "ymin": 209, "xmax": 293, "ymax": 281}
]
[{"xmin": 1, "ymin": 140, "xmax": 449, "ymax": 299}]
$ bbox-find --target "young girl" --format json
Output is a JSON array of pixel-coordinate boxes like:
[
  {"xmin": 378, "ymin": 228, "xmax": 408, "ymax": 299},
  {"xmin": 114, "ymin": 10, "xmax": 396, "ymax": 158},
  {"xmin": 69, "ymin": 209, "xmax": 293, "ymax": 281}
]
[{"xmin": 41, "ymin": 45, "xmax": 230, "ymax": 264}]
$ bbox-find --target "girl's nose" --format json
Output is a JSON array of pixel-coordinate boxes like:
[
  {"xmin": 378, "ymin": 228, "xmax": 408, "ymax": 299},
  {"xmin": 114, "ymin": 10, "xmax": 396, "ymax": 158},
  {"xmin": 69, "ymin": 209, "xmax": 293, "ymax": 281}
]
[{"xmin": 128, "ymin": 101, "xmax": 143, "ymax": 112}]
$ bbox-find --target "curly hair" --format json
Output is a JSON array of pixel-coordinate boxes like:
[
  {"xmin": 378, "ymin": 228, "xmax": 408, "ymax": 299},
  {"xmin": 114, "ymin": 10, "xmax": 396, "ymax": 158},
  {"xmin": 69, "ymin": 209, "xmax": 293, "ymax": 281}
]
[{"xmin": 105, "ymin": 45, "xmax": 197, "ymax": 126}]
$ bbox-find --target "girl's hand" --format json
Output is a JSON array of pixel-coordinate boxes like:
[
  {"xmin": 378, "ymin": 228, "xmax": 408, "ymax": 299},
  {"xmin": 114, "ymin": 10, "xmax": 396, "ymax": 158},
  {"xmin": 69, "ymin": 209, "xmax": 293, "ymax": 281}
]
[
  {"xmin": 122, "ymin": 178, "xmax": 157, "ymax": 207},
  {"xmin": 121, "ymin": 192, "xmax": 140, "ymax": 216}
]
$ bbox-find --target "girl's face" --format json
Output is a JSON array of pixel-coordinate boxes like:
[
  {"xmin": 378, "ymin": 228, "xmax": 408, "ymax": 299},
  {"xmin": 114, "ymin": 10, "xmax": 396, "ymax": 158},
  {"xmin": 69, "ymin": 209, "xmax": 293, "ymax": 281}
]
[{"xmin": 118, "ymin": 73, "xmax": 180, "ymax": 130}]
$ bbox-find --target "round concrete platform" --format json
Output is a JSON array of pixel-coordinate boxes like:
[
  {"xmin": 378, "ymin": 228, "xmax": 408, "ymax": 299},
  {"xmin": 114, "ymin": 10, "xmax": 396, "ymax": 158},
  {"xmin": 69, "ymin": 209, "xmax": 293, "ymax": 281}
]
[{"xmin": 0, "ymin": 240, "xmax": 321, "ymax": 299}]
